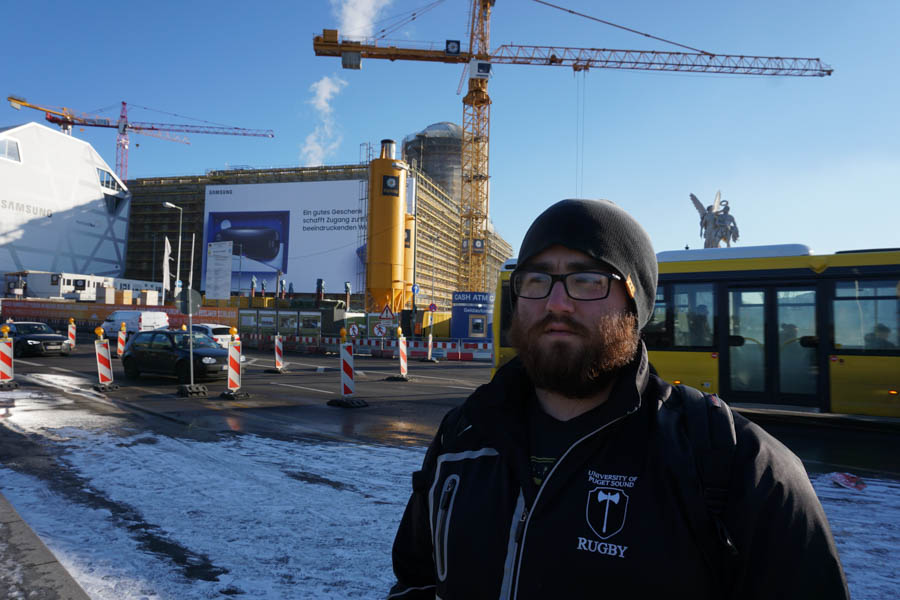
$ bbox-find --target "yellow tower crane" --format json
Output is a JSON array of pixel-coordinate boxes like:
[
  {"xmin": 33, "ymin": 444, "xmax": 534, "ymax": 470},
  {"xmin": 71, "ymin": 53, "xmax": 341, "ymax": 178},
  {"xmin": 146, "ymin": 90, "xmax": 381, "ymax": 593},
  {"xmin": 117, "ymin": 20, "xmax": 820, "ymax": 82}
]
[{"xmin": 313, "ymin": 0, "xmax": 832, "ymax": 293}]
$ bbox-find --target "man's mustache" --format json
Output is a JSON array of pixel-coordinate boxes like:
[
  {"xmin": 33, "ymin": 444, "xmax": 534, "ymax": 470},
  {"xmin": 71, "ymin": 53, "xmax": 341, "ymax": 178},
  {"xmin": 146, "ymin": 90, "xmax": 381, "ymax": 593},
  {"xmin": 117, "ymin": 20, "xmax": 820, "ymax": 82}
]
[{"xmin": 530, "ymin": 315, "xmax": 589, "ymax": 337}]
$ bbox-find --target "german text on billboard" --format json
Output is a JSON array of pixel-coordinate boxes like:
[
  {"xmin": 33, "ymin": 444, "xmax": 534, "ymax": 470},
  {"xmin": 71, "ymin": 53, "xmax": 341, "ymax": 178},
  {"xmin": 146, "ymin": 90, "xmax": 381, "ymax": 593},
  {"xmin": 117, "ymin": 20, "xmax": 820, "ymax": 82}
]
[{"xmin": 202, "ymin": 181, "xmax": 362, "ymax": 294}]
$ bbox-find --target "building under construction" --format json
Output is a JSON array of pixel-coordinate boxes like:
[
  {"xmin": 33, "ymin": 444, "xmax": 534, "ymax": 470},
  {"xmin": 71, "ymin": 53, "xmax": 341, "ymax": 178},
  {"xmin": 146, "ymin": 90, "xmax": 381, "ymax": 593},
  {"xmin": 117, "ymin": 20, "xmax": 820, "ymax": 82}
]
[{"xmin": 124, "ymin": 141, "xmax": 512, "ymax": 312}]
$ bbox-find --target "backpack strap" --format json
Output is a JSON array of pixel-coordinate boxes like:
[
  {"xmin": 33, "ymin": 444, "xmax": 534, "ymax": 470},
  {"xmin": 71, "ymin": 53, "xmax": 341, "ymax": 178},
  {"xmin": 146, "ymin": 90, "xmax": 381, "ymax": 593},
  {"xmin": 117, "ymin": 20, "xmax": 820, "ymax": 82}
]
[
  {"xmin": 675, "ymin": 384, "xmax": 739, "ymax": 557},
  {"xmin": 657, "ymin": 382, "xmax": 739, "ymax": 590}
]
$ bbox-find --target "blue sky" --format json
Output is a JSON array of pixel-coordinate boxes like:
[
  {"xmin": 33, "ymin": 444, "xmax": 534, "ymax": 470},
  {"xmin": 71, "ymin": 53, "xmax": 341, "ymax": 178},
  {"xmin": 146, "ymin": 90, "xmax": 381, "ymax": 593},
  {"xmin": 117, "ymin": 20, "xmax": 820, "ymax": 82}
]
[{"xmin": 3, "ymin": 1, "xmax": 898, "ymax": 257}]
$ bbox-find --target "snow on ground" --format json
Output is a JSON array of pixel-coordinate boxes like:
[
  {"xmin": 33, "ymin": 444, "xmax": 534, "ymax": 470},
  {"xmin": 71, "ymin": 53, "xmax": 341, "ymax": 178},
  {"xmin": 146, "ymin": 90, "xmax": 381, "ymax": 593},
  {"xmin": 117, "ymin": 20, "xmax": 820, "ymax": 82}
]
[
  {"xmin": 2, "ymin": 431, "xmax": 421, "ymax": 598},
  {"xmin": 1, "ymin": 389, "xmax": 898, "ymax": 599}
]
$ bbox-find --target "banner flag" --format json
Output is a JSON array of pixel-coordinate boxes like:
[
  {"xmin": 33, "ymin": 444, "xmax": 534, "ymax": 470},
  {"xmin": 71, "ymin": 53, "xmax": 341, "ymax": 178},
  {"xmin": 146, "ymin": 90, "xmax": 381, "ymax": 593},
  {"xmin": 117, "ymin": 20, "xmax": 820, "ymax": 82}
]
[{"xmin": 162, "ymin": 236, "xmax": 172, "ymax": 292}]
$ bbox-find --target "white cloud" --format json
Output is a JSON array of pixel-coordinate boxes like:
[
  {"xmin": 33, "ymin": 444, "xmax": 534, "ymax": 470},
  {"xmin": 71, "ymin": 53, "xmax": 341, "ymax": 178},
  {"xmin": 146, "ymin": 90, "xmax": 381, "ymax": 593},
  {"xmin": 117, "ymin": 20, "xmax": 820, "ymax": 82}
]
[
  {"xmin": 329, "ymin": 0, "xmax": 394, "ymax": 39},
  {"xmin": 300, "ymin": 75, "xmax": 347, "ymax": 166}
]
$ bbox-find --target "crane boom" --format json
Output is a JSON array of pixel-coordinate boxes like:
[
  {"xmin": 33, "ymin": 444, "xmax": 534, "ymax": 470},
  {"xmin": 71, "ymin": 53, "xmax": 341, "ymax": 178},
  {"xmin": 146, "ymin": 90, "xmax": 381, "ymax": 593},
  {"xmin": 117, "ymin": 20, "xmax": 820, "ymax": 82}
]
[
  {"xmin": 491, "ymin": 44, "xmax": 832, "ymax": 76},
  {"xmin": 8, "ymin": 97, "xmax": 274, "ymax": 182},
  {"xmin": 313, "ymin": 3, "xmax": 832, "ymax": 292}
]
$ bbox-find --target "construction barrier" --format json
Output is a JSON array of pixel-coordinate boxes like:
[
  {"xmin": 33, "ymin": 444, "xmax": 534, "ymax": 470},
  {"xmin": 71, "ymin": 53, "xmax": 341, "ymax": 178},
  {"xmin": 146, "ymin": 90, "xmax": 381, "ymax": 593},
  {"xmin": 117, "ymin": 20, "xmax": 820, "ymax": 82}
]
[
  {"xmin": 0, "ymin": 338, "xmax": 14, "ymax": 384},
  {"xmin": 274, "ymin": 334, "xmax": 284, "ymax": 370},
  {"xmin": 68, "ymin": 320, "xmax": 76, "ymax": 350},
  {"xmin": 238, "ymin": 334, "xmax": 492, "ymax": 361},
  {"xmin": 399, "ymin": 336, "xmax": 408, "ymax": 377},
  {"xmin": 117, "ymin": 328, "xmax": 127, "ymax": 358},
  {"xmin": 227, "ymin": 340, "xmax": 242, "ymax": 392},
  {"xmin": 94, "ymin": 339, "xmax": 114, "ymax": 386},
  {"xmin": 341, "ymin": 343, "xmax": 354, "ymax": 396}
]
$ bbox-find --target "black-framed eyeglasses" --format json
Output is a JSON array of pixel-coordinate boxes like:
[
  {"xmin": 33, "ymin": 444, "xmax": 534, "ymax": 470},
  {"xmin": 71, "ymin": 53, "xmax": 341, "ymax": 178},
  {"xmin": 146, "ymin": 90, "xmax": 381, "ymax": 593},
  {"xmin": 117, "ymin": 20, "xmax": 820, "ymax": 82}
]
[{"xmin": 511, "ymin": 271, "xmax": 623, "ymax": 301}]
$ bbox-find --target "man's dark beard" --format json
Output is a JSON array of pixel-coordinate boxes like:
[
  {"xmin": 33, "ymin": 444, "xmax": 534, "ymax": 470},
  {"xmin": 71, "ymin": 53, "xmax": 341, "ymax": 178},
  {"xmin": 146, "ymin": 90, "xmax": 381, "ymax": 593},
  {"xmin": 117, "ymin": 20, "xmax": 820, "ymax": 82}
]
[{"xmin": 509, "ymin": 310, "xmax": 639, "ymax": 398}]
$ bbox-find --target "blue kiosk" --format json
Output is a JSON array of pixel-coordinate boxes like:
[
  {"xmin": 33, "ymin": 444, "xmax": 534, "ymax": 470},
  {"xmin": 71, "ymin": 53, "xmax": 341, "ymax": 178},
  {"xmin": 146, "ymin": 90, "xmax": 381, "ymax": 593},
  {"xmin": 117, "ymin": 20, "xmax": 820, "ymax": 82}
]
[{"xmin": 450, "ymin": 291, "xmax": 494, "ymax": 340}]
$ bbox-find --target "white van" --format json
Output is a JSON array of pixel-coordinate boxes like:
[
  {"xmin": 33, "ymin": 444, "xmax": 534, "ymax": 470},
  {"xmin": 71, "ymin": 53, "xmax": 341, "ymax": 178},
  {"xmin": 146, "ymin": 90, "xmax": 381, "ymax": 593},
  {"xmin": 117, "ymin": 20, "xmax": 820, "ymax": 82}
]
[{"xmin": 101, "ymin": 310, "xmax": 169, "ymax": 338}]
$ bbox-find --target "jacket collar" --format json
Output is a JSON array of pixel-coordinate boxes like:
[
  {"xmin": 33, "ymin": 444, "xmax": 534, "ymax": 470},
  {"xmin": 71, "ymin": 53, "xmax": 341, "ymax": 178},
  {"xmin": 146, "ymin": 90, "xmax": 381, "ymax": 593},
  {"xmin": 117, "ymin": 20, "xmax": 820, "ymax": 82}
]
[{"xmin": 462, "ymin": 342, "xmax": 650, "ymax": 470}]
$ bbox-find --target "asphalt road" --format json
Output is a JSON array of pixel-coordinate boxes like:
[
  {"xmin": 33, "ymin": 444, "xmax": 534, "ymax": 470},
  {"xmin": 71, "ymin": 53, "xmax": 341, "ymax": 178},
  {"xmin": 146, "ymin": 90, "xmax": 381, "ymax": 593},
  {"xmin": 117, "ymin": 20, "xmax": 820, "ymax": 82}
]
[
  {"xmin": 7, "ymin": 343, "xmax": 485, "ymax": 446},
  {"xmin": 6, "ymin": 343, "xmax": 900, "ymax": 478}
]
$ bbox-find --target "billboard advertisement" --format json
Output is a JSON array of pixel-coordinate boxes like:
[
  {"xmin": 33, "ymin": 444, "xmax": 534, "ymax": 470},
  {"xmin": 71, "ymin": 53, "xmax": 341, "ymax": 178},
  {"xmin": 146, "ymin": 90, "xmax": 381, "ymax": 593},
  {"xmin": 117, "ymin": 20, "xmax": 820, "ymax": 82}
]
[{"xmin": 202, "ymin": 181, "xmax": 362, "ymax": 294}]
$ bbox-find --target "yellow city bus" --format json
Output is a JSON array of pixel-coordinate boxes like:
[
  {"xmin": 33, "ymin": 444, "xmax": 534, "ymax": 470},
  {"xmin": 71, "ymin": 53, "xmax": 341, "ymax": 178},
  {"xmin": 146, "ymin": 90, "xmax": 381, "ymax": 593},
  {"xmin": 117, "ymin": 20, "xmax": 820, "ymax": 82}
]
[{"xmin": 493, "ymin": 245, "xmax": 900, "ymax": 417}]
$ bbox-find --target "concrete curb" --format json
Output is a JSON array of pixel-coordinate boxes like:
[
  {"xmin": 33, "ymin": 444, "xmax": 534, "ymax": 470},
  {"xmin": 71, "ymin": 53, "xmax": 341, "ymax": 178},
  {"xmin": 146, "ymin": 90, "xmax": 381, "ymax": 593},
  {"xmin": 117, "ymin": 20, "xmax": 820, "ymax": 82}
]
[{"xmin": 0, "ymin": 492, "xmax": 91, "ymax": 600}]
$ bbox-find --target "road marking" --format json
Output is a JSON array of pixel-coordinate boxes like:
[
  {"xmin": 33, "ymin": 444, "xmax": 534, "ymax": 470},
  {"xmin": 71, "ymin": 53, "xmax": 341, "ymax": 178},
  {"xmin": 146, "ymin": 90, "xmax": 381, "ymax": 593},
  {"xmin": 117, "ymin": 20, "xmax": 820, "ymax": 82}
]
[
  {"xmin": 13, "ymin": 359, "xmax": 42, "ymax": 366},
  {"xmin": 365, "ymin": 371, "xmax": 481, "ymax": 385},
  {"xmin": 289, "ymin": 361, "xmax": 338, "ymax": 369},
  {"xmin": 269, "ymin": 382, "xmax": 335, "ymax": 395},
  {"xmin": 50, "ymin": 366, "xmax": 79, "ymax": 374},
  {"xmin": 441, "ymin": 385, "xmax": 478, "ymax": 390}
]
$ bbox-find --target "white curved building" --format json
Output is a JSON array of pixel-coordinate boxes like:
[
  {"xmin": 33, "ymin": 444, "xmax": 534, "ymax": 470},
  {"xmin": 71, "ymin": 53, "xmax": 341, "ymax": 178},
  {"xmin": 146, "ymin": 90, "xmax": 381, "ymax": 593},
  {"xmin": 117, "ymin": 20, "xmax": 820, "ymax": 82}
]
[{"xmin": 0, "ymin": 122, "xmax": 130, "ymax": 277}]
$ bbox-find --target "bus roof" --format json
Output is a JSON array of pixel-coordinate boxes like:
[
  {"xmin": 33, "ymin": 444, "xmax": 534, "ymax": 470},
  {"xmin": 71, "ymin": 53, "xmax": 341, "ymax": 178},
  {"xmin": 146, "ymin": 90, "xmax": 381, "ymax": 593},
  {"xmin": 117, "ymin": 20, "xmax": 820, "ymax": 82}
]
[{"xmin": 657, "ymin": 244, "xmax": 812, "ymax": 262}]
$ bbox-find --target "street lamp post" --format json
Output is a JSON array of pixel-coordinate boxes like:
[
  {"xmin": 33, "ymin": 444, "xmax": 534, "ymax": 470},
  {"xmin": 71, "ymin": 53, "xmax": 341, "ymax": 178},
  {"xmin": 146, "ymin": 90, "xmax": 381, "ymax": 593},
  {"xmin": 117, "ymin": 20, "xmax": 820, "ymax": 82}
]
[{"xmin": 162, "ymin": 202, "xmax": 183, "ymax": 303}]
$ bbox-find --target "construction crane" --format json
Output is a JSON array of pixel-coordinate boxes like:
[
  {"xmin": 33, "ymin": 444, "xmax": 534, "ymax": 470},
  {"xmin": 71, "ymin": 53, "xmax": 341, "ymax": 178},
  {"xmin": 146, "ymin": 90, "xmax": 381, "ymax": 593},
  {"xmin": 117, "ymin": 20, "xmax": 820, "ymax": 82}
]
[
  {"xmin": 7, "ymin": 96, "xmax": 275, "ymax": 182},
  {"xmin": 313, "ymin": 0, "xmax": 832, "ymax": 293}
]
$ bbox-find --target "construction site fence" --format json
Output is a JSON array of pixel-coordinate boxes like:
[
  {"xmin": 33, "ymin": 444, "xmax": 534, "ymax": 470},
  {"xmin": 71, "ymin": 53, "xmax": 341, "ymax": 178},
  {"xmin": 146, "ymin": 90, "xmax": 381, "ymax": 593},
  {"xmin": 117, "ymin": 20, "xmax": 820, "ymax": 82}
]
[{"xmin": 240, "ymin": 334, "xmax": 493, "ymax": 362}]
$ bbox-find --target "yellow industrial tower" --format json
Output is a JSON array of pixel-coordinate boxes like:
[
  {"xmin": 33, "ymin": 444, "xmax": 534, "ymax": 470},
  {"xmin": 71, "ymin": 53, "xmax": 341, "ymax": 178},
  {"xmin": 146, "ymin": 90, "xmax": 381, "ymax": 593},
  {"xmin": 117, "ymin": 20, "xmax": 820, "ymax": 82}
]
[{"xmin": 366, "ymin": 139, "xmax": 412, "ymax": 314}]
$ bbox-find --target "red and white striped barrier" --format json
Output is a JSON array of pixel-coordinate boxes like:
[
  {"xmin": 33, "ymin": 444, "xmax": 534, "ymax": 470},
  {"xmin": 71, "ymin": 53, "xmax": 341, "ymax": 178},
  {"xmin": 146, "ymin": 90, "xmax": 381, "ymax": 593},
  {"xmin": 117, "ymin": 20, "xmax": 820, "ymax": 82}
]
[
  {"xmin": 227, "ymin": 340, "xmax": 242, "ymax": 391},
  {"xmin": 447, "ymin": 341, "xmax": 493, "ymax": 361},
  {"xmin": 68, "ymin": 322, "xmax": 76, "ymax": 350},
  {"xmin": 341, "ymin": 343, "xmax": 354, "ymax": 396},
  {"xmin": 236, "ymin": 333, "xmax": 492, "ymax": 361},
  {"xmin": 117, "ymin": 329, "xmax": 127, "ymax": 358},
  {"xmin": 398, "ymin": 336, "xmax": 408, "ymax": 377},
  {"xmin": 94, "ymin": 339, "xmax": 114, "ymax": 386},
  {"xmin": 274, "ymin": 334, "xmax": 284, "ymax": 370},
  {"xmin": 0, "ymin": 338, "xmax": 14, "ymax": 384}
]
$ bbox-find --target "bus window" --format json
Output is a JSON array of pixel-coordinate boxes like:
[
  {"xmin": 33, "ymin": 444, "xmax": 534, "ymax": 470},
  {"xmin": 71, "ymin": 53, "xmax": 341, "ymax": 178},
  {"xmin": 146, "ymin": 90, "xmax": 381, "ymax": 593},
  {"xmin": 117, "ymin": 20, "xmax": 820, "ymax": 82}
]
[
  {"xmin": 777, "ymin": 288, "xmax": 817, "ymax": 395},
  {"xmin": 643, "ymin": 289, "xmax": 671, "ymax": 348},
  {"xmin": 673, "ymin": 283, "xmax": 714, "ymax": 347},
  {"xmin": 834, "ymin": 280, "xmax": 900, "ymax": 352},
  {"xmin": 729, "ymin": 289, "xmax": 766, "ymax": 392}
]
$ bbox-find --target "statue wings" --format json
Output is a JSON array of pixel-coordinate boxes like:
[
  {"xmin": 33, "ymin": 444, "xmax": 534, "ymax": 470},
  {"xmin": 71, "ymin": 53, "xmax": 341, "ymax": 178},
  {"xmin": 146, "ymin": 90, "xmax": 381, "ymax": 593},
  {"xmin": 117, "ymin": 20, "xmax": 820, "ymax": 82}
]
[
  {"xmin": 689, "ymin": 193, "xmax": 706, "ymax": 217},
  {"xmin": 690, "ymin": 190, "xmax": 723, "ymax": 217}
]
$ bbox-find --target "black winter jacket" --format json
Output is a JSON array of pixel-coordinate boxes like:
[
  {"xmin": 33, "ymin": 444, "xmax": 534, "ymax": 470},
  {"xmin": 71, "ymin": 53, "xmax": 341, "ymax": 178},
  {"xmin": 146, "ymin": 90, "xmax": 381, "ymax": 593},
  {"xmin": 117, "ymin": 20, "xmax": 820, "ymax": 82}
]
[{"xmin": 389, "ymin": 344, "xmax": 849, "ymax": 599}]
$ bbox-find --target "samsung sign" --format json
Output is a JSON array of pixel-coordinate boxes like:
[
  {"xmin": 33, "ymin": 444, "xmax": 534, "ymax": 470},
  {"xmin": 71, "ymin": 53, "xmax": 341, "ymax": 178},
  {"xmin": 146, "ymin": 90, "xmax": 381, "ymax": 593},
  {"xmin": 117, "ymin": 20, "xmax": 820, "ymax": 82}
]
[{"xmin": 1, "ymin": 199, "xmax": 53, "ymax": 217}]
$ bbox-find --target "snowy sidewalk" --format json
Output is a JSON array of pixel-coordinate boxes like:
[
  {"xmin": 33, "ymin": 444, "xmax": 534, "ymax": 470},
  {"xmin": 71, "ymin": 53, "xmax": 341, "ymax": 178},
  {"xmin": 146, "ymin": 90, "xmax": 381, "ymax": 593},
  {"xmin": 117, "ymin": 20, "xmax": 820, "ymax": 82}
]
[{"xmin": 0, "ymin": 491, "xmax": 91, "ymax": 600}]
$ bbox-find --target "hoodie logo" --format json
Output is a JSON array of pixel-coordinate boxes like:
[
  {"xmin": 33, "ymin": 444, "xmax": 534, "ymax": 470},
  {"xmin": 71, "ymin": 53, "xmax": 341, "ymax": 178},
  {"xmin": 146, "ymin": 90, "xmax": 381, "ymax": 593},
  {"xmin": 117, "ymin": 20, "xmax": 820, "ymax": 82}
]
[{"xmin": 585, "ymin": 487, "xmax": 628, "ymax": 540}]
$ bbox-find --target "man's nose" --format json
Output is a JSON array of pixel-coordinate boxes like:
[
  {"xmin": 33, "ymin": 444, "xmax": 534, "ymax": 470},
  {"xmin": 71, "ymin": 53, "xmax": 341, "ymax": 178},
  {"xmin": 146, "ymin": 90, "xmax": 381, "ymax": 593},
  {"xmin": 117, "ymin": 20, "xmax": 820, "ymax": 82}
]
[{"xmin": 544, "ymin": 280, "xmax": 575, "ymax": 312}]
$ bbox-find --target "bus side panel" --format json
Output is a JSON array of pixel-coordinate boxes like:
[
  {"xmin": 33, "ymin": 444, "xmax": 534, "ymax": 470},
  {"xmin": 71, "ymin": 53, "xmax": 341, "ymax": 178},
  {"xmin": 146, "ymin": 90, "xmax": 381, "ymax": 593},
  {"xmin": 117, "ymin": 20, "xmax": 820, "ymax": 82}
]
[
  {"xmin": 830, "ymin": 355, "xmax": 900, "ymax": 417},
  {"xmin": 648, "ymin": 350, "xmax": 719, "ymax": 394}
]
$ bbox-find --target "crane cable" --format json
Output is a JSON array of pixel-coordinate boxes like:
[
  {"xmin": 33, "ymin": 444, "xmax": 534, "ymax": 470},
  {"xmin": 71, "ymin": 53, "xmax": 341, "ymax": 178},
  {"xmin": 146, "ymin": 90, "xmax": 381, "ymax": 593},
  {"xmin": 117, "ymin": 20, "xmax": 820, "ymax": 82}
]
[
  {"xmin": 532, "ymin": 0, "xmax": 714, "ymax": 55},
  {"xmin": 574, "ymin": 70, "xmax": 586, "ymax": 198},
  {"xmin": 370, "ymin": 0, "xmax": 448, "ymax": 41}
]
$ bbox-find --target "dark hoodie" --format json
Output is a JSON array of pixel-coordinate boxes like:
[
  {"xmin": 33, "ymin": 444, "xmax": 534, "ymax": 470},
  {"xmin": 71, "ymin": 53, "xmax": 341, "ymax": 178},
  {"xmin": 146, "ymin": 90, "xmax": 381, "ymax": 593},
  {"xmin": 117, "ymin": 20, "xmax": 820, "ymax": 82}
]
[{"xmin": 388, "ymin": 344, "xmax": 848, "ymax": 599}]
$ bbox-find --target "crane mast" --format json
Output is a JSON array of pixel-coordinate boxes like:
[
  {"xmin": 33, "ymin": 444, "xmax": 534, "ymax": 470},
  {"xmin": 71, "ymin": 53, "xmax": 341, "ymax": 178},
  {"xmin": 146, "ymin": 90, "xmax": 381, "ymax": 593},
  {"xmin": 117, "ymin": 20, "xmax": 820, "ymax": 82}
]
[
  {"xmin": 313, "ymin": 1, "xmax": 832, "ymax": 292},
  {"xmin": 460, "ymin": 0, "xmax": 494, "ymax": 292}
]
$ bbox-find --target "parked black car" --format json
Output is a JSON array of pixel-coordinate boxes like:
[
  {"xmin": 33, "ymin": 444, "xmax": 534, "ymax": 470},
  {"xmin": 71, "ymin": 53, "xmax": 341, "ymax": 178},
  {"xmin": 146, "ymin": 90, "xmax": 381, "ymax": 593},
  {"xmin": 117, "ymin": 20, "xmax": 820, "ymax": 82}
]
[
  {"xmin": 6, "ymin": 321, "xmax": 72, "ymax": 358},
  {"xmin": 121, "ymin": 329, "xmax": 243, "ymax": 383}
]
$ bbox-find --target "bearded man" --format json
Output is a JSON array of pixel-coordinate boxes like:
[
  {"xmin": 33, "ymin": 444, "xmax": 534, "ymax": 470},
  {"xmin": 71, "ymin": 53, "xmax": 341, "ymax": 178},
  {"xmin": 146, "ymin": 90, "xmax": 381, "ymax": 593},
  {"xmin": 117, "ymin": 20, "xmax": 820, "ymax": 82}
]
[{"xmin": 388, "ymin": 199, "xmax": 848, "ymax": 599}]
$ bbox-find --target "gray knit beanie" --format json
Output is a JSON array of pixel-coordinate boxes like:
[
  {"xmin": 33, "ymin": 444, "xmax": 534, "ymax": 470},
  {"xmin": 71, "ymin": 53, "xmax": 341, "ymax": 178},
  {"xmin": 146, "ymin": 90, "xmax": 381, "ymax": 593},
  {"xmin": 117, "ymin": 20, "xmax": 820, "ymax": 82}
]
[{"xmin": 514, "ymin": 199, "xmax": 658, "ymax": 329}]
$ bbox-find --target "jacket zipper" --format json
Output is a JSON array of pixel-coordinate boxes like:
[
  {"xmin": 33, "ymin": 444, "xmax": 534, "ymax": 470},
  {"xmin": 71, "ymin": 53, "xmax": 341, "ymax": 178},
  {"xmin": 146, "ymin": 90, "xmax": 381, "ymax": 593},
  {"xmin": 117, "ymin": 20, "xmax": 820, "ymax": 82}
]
[
  {"xmin": 510, "ymin": 412, "xmax": 632, "ymax": 600},
  {"xmin": 435, "ymin": 476, "xmax": 458, "ymax": 581}
]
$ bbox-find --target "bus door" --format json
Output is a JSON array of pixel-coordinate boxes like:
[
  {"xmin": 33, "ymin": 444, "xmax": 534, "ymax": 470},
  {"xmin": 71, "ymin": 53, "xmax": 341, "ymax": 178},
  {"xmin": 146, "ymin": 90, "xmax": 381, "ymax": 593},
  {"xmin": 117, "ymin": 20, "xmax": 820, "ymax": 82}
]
[{"xmin": 724, "ymin": 286, "xmax": 820, "ymax": 407}]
